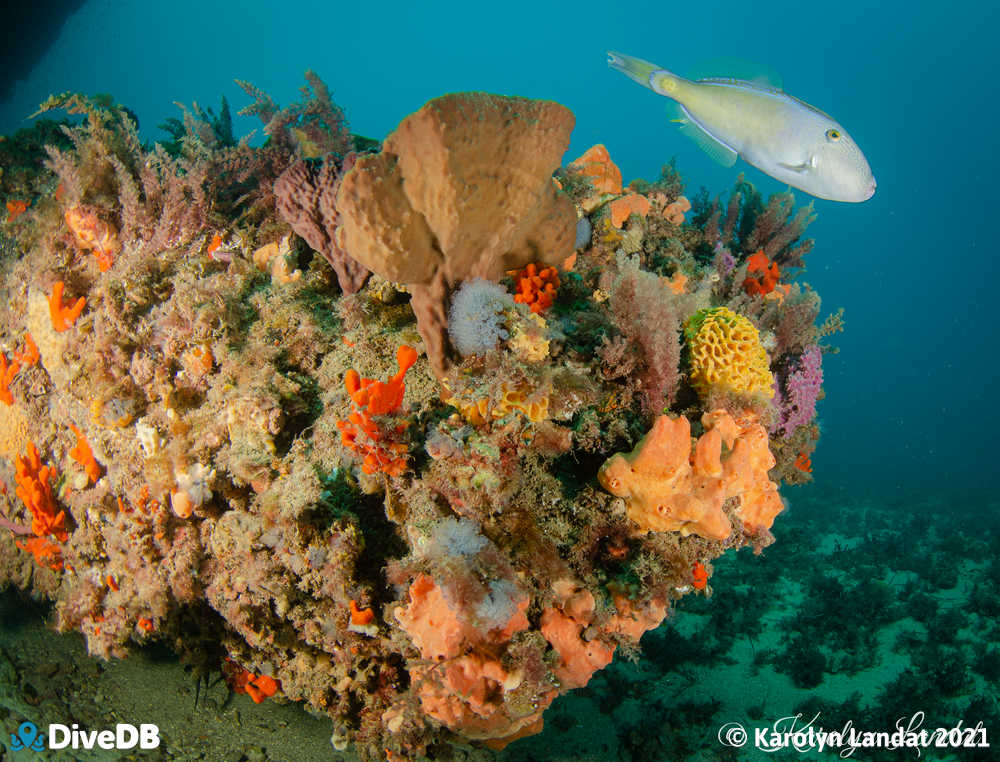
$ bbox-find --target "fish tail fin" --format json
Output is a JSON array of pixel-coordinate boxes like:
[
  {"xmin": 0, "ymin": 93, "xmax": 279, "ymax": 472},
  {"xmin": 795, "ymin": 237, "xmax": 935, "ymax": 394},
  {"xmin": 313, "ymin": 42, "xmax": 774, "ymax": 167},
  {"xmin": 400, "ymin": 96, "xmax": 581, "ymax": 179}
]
[{"xmin": 607, "ymin": 51, "xmax": 683, "ymax": 98}]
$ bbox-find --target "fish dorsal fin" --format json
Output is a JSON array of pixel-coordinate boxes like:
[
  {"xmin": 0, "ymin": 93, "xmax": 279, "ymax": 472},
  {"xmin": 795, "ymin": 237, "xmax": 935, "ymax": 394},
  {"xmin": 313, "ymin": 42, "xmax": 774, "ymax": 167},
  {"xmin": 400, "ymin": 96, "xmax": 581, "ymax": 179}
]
[
  {"xmin": 677, "ymin": 106, "xmax": 738, "ymax": 167},
  {"xmin": 688, "ymin": 57, "xmax": 783, "ymax": 90}
]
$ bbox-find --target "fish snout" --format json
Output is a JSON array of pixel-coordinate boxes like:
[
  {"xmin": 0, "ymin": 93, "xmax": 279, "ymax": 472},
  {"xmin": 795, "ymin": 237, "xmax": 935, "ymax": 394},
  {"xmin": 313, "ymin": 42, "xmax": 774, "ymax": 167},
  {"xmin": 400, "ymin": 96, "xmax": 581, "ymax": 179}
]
[{"xmin": 864, "ymin": 176, "xmax": 877, "ymax": 200}]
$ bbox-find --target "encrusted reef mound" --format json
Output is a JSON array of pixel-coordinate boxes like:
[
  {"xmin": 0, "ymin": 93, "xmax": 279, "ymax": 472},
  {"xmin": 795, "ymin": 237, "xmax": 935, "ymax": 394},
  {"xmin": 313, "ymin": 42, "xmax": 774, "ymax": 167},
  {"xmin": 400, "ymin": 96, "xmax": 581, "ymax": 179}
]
[{"xmin": 0, "ymin": 76, "xmax": 838, "ymax": 759}]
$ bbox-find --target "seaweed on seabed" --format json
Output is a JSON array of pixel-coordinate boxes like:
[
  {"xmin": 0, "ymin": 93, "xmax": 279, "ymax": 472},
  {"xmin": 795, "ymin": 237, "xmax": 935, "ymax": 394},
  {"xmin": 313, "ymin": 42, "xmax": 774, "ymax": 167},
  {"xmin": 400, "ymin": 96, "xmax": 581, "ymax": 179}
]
[
  {"xmin": 158, "ymin": 96, "xmax": 236, "ymax": 157},
  {"xmin": 33, "ymin": 91, "xmax": 215, "ymax": 257},
  {"xmin": 236, "ymin": 70, "xmax": 353, "ymax": 160},
  {"xmin": 0, "ymin": 118, "xmax": 74, "ymax": 201}
]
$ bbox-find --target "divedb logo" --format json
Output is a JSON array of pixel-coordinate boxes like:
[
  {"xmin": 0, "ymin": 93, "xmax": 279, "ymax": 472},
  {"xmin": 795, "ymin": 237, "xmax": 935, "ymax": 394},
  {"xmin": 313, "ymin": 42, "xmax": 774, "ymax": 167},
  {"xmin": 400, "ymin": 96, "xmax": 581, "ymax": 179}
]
[{"xmin": 9, "ymin": 721, "xmax": 161, "ymax": 752}]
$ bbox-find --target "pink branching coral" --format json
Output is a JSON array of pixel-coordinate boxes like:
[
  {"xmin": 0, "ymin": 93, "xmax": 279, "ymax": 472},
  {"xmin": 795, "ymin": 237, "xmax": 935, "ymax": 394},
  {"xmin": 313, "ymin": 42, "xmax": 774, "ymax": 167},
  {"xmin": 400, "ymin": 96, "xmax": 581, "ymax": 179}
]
[{"xmin": 772, "ymin": 345, "xmax": 823, "ymax": 436}]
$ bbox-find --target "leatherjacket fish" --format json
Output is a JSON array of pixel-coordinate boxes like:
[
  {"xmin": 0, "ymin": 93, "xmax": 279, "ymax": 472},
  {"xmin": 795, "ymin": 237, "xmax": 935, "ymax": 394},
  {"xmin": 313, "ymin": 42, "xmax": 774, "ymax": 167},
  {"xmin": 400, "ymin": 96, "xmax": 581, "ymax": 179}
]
[{"xmin": 608, "ymin": 51, "xmax": 876, "ymax": 202}]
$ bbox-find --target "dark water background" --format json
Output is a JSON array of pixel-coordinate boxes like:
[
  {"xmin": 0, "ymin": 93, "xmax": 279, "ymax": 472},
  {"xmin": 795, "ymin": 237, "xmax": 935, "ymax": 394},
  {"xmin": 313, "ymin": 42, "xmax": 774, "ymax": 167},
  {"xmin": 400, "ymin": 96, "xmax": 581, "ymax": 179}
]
[{"xmin": 1, "ymin": 0, "xmax": 995, "ymax": 502}]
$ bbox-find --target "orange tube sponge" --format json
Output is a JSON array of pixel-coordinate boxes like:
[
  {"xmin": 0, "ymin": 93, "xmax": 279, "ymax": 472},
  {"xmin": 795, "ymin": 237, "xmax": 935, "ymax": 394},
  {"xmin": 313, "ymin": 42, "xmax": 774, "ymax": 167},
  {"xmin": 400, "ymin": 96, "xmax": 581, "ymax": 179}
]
[
  {"xmin": 598, "ymin": 415, "xmax": 732, "ymax": 539},
  {"xmin": 47, "ymin": 281, "xmax": 86, "ymax": 332},
  {"xmin": 0, "ymin": 353, "xmax": 19, "ymax": 405},
  {"xmin": 15, "ymin": 536, "xmax": 63, "ymax": 570},
  {"xmin": 717, "ymin": 417, "xmax": 785, "ymax": 534},
  {"xmin": 15, "ymin": 442, "xmax": 67, "ymax": 541},
  {"xmin": 337, "ymin": 345, "xmax": 418, "ymax": 476},
  {"xmin": 69, "ymin": 424, "xmax": 102, "ymax": 484},
  {"xmin": 598, "ymin": 409, "xmax": 784, "ymax": 538}
]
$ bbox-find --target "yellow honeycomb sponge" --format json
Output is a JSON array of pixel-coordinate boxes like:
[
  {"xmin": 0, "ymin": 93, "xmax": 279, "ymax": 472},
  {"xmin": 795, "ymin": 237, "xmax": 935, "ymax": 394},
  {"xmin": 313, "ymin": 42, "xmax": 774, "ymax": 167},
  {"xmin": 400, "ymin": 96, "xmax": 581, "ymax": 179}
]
[{"xmin": 684, "ymin": 307, "xmax": 774, "ymax": 398}]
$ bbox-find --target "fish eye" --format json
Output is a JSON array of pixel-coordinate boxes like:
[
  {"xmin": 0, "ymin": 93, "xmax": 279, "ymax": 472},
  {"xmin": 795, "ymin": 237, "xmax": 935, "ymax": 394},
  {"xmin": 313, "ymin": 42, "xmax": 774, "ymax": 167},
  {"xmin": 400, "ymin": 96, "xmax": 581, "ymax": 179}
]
[{"xmin": 825, "ymin": 128, "xmax": 842, "ymax": 142}]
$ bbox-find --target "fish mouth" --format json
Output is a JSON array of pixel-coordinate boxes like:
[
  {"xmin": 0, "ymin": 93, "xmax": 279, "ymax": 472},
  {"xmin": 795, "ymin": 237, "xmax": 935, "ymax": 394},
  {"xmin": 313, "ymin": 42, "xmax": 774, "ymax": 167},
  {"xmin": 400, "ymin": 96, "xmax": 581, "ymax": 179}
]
[{"xmin": 864, "ymin": 177, "xmax": 877, "ymax": 200}]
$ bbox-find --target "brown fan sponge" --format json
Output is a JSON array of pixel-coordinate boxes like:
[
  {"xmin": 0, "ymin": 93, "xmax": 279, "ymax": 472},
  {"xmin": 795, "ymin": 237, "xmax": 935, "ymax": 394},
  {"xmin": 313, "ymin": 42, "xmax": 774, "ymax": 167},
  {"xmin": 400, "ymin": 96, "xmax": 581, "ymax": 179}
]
[{"xmin": 334, "ymin": 92, "xmax": 577, "ymax": 376}]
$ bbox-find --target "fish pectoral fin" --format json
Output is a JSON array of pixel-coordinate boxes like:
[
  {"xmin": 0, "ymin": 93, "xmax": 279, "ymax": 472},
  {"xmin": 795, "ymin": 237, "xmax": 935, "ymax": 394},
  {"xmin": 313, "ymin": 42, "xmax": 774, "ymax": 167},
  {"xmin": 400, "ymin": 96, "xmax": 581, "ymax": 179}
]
[
  {"xmin": 779, "ymin": 156, "xmax": 817, "ymax": 173},
  {"xmin": 677, "ymin": 113, "xmax": 738, "ymax": 167}
]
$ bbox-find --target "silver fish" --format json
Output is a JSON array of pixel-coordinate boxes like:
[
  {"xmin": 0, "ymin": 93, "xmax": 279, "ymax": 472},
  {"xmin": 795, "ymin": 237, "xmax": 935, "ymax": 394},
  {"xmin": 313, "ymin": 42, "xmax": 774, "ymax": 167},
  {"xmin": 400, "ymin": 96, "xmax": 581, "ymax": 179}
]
[{"xmin": 608, "ymin": 51, "xmax": 876, "ymax": 202}]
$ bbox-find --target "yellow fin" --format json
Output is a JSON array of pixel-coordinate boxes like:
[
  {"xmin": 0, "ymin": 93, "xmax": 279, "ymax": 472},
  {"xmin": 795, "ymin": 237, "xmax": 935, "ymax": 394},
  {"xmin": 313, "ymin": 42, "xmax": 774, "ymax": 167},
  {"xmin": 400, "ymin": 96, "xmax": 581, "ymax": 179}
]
[{"xmin": 678, "ymin": 108, "xmax": 738, "ymax": 167}]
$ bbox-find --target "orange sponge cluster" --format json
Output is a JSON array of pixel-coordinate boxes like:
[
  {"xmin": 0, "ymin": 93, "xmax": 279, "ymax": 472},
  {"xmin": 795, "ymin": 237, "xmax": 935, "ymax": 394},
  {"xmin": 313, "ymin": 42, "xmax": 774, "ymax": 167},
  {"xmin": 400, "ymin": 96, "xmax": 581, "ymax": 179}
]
[
  {"xmin": 222, "ymin": 658, "xmax": 281, "ymax": 703},
  {"xmin": 12, "ymin": 441, "xmax": 67, "ymax": 570},
  {"xmin": 15, "ymin": 442, "xmax": 67, "ymax": 541},
  {"xmin": 598, "ymin": 410, "xmax": 784, "ymax": 539},
  {"xmin": 743, "ymin": 249, "xmax": 781, "ymax": 296},
  {"xmin": 510, "ymin": 263, "xmax": 560, "ymax": 314},
  {"xmin": 394, "ymin": 573, "xmax": 549, "ymax": 745},
  {"xmin": 392, "ymin": 571, "xmax": 671, "ymax": 747},
  {"xmin": 337, "ymin": 346, "xmax": 418, "ymax": 476}
]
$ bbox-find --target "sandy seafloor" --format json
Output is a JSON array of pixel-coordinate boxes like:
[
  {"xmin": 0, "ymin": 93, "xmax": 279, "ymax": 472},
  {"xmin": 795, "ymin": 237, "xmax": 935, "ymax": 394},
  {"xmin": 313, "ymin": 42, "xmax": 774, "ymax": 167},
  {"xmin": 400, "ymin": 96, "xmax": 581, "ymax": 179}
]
[{"xmin": 3, "ymin": 484, "xmax": 995, "ymax": 761}]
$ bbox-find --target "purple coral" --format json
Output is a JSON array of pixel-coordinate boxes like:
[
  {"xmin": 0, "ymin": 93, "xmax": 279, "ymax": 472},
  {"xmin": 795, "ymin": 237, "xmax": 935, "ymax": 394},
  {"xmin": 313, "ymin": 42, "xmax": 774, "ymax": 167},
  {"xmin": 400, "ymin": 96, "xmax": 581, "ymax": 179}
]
[
  {"xmin": 772, "ymin": 346, "xmax": 823, "ymax": 436},
  {"xmin": 713, "ymin": 242, "xmax": 736, "ymax": 279}
]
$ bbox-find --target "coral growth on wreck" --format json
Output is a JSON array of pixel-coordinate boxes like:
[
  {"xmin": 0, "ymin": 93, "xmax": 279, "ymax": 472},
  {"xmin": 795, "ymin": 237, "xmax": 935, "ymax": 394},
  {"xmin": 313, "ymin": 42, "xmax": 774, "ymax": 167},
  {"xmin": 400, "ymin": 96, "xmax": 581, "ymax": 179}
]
[{"xmin": 0, "ymin": 74, "xmax": 839, "ymax": 758}]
